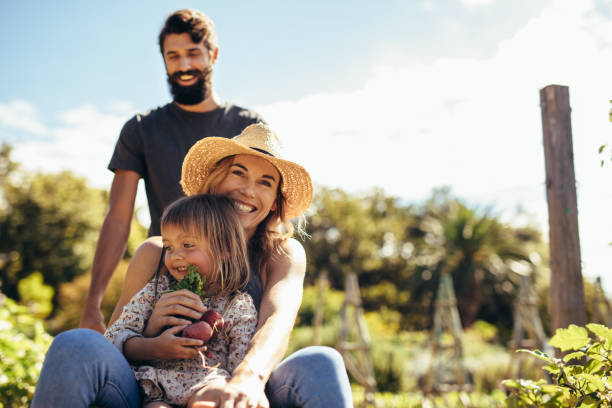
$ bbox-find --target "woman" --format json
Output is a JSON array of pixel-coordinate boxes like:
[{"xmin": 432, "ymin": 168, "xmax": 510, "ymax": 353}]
[{"xmin": 32, "ymin": 123, "xmax": 353, "ymax": 408}]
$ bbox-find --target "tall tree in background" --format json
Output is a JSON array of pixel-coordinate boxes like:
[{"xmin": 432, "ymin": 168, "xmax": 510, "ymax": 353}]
[
  {"xmin": 411, "ymin": 189, "xmax": 544, "ymax": 329},
  {"xmin": 0, "ymin": 143, "xmax": 146, "ymax": 306},
  {"xmin": 302, "ymin": 187, "xmax": 546, "ymax": 334}
]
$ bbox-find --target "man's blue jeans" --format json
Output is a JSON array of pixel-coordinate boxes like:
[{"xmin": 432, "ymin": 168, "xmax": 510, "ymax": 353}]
[{"xmin": 31, "ymin": 329, "xmax": 353, "ymax": 407}]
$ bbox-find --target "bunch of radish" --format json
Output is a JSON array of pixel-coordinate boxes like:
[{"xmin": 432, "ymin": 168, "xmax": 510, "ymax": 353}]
[{"xmin": 165, "ymin": 266, "xmax": 225, "ymax": 364}]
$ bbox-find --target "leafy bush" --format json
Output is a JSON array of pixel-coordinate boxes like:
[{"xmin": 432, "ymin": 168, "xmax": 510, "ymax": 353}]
[
  {"xmin": 504, "ymin": 324, "xmax": 612, "ymax": 407},
  {"xmin": 0, "ymin": 293, "xmax": 53, "ymax": 408}
]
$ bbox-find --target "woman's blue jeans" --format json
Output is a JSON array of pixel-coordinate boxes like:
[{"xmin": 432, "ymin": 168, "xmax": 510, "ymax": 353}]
[{"xmin": 31, "ymin": 329, "xmax": 352, "ymax": 407}]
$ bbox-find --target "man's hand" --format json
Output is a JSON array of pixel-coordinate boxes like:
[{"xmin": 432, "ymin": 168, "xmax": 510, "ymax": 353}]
[{"xmin": 79, "ymin": 299, "xmax": 106, "ymax": 333}]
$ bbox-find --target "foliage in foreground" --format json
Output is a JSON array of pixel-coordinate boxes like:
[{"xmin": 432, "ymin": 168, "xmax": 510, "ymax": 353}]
[
  {"xmin": 0, "ymin": 294, "xmax": 53, "ymax": 408},
  {"xmin": 504, "ymin": 324, "xmax": 612, "ymax": 407}
]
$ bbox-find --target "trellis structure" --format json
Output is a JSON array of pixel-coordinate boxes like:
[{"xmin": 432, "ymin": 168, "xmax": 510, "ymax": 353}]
[
  {"xmin": 423, "ymin": 272, "xmax": 471, "ymax": 393},
  {"xmin": 338, "ymin": 272, "xmax": 377, "ymax": 407},
  {"xmin": 592, "ymin": 276, "xmax": 612, "ymax": 327},
  {"xmin": 508, "ymin": 271, "xmax": 550, "ymax": 379}
]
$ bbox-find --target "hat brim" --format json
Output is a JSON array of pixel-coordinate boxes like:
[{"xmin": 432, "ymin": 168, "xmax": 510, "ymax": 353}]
[{"xmin": 181, "ymin": 137, "xmax": 313, "ymax": 220}]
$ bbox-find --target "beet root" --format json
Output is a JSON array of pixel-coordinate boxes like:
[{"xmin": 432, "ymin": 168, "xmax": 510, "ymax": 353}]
[
  {"xmin": 201, "ymin": 310, "xmax": 224, "ymax": 338},
  {"xmin": 181, "ymin": 321, "xmax": 213, "ymax": 342}
]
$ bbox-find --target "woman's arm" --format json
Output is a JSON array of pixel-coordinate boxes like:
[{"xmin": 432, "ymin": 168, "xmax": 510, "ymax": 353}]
[{"xmin": 233, "ymin": 237, "xmax": 306, "ymax": 381}]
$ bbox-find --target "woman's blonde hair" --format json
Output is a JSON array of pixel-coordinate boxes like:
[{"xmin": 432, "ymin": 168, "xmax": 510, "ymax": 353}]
[
  {"xmin": 200, "ymin": 155, "xmax": 306, "ymax": 274},
  {"xmin": 159, "ymin": 194, "xmax": 249, "ymax": 297}
]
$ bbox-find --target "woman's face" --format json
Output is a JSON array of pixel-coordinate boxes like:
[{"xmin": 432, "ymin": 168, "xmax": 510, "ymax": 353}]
[{"xmin": 215, "ymin": 154, "xmax": 281, "ymax": 239}]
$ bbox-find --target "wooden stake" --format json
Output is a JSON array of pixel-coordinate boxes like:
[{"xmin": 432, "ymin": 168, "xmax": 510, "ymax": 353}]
[
  {"xmin": 339, "ymin": 273, "xmax": 377, "ymax": 407},
  {"xmin": 540, "ymin": 84, "xmax": 587, "ymax": 333}
]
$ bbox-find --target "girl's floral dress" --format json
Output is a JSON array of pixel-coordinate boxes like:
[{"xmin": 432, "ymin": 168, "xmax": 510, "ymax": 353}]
[{"xmin": 105, "ymin": 274, "xmax": 257, "ymax": 406}]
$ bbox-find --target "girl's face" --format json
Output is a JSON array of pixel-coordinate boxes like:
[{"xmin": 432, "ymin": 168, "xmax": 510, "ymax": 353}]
[
  {"xmin": 161, "ymin": 223, "xmax": 215, "ymax": 282},
  {"xmin": 215, "ymin": 154, "xmax": 281, "ymax": 239}
]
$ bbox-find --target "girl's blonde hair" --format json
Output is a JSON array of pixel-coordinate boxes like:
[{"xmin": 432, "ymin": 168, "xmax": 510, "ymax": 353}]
[
  {"xmin": 200, "ymin": 155, "xmax": 306, "ymax": 274},
  {"xmin": 159, "ymin": 194, "xmax": 249, "ymax": 297}
]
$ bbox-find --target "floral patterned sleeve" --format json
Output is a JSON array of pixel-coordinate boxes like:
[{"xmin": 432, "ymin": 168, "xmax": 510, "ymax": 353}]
[
  {"xmin": 224, "ymin": 292, "xmax": 258, "ymax": 374},
  {"xmin": 104, "ymin": 280, "xmax": 158, "ymax": 353}
]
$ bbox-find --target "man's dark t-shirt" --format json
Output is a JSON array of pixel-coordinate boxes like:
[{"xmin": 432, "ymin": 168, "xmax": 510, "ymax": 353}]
[{"xmin": 108, "ymin": 101, "xmax": 263, "ymax": 236}]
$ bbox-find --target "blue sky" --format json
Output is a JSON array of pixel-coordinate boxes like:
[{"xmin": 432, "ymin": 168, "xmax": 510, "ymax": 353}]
[{"xmin": 2, "ymin": 0, "xmax": 612, "ymax": 293}]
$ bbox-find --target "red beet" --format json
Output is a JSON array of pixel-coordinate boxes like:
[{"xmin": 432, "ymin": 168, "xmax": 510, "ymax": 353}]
[
  {"xmin": 181, "ymin": 321, "xmax": 213, "ymax": 342},
  {"xmin": 201, "ymin": 310, "xmax": 224, "ymax": 337}
]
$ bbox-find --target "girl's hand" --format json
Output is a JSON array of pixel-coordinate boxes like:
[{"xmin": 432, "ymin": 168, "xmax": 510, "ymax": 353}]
[
  {"xmin": 144, "ymin": 289, "xmax": 207, "ymax": 337},
  {"xmin": 154, "ymin": 325, "xmax": 207, "ymax": 360}
]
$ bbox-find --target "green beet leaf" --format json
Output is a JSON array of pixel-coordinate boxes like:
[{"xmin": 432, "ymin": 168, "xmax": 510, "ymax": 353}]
[
  {"xmin": 549, "ymin": 324, "xmax": 590, "ymax": 352},
  {"xmin": 167, "ymin": 265, "xmax": 206, "ymax": 298}
]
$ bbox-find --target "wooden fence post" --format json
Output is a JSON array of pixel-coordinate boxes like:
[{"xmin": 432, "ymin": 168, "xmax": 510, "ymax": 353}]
[{"xmin": 540, "ymin": 84, "xmax": 587, "ymax": 334}]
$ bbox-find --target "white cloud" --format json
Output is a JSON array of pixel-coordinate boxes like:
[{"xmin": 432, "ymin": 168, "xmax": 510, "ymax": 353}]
[
  {"xmin": 256, "ymin": 0, "xmax": 612, "ymax": 291},
  {"xmin": 11, "ymin": 103, "xmax": 134, "ymax": 188},
  {"xmin": 8, "ymin": 101, "xmax": 150, "ymax": 227},
  {"xmin": 0, "ymin": 100, "xmax": 47, "ymax": 136}
]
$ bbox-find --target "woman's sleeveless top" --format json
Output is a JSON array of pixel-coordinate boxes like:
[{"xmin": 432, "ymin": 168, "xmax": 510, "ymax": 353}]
[{"xmin": 244, "ymin": 260, "xmax": 263, "ymax": 312}]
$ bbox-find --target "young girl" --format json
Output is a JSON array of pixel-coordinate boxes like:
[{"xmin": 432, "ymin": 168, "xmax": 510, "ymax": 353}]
[{"xmin": 104, "ymin": 194, "xmax": 257, "ymax": 408}]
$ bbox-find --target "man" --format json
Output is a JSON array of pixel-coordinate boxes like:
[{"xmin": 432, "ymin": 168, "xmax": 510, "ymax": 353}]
[{"xmin": 80, "ymin": 9, "xmax": 263, "ymax": 333}]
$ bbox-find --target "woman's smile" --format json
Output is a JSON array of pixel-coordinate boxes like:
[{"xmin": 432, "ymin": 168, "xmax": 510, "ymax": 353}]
[{"xmin": 216, "ymin": 154, "xmax": 280, "ymax": 239}]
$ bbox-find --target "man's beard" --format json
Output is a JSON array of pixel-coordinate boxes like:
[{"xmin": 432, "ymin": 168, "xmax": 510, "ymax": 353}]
[{"xmin": 167, "ymin": 67, "xmax": 212, "ymax": 105}]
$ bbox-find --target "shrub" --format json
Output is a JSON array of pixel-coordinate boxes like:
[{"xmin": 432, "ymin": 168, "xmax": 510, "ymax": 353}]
[
  {"xmin": 0, "ymin": 293, "xmax": 53, "ymax": 408},
  {"xmin": 504, "ymin": 323, "xmax": 612, "ymax": 407}
]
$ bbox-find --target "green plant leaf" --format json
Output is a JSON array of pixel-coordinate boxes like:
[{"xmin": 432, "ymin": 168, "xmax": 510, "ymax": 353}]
[
  {"xmin": 549, "ymin": 325, "xmax": 590, "ymax": 352},
  {"xmin": 578, "ymin": 373, "xmax": 606, "ymax": 392},
  {"xmin": 162, "ymin": 266, "xmax": 206, "ymax": 298},
  {"xmin": 518, "ymin": 348, "xmax": 553, "ymax": 364},
  {"xmin": 543, "ymin": 364, "xmax": 561, "ymax": 375},
  {"xmin": 502, "ymin": 379, "xmax": 520, "ymax": 389},
  {"xmin": 563, "ymin": 351, "xmax": 585, "ymax": 363},
  {"xmin": 587, "ymin": 323, "xmax": 612, "ymax": 344},
  {"xmin": 583, "ymin": 359, "xmax": 604, "ymax": 376},
  {"xmin": 578, "ymin": 395, "xmax": 599, "ymax": 408}
]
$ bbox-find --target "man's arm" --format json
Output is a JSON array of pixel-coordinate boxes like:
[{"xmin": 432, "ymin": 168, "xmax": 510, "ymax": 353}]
[{"xmin": 79, "ymin": 169, "xmax": 140, "ymax": 333}]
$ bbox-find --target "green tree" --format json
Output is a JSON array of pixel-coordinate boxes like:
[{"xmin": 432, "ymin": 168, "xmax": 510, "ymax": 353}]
[
  {"xmin": 0, "ymin": 143, "xmax": 147, "ymax": 309},
  {"xmin": 404, "ymin": 189, "xmax": 545, "ymax": 332},
  {"xmin": 302, "ymin": 186, "xmax": 545, "ymax": 334}
]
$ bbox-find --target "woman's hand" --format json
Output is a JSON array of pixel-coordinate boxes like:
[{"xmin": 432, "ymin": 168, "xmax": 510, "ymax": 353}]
[
  {"xmin": 189, "ymin": 374, "xmax": 269, "ymax": 408},
  {"xmin": 143, "ymin": 289, "xmax": 207, "ymax": 337}
]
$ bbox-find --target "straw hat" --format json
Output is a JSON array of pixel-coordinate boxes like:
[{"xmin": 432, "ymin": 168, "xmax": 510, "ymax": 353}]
[{"xmin": 181, "ymin": 123, "xmax": 313, "ymax": 219}]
